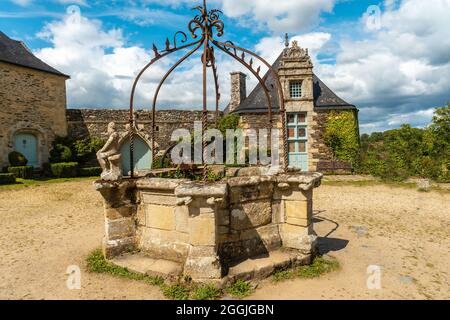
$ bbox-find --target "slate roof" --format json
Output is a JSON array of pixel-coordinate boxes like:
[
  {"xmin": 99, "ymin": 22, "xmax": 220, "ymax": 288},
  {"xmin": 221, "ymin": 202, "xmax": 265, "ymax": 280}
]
[
  {"xmin": 232, "ymin": 50, "xmax": 356, "ymax": 114},
  {"xmin": 0, "ymin": 31, "xmax": 69, "ymax": 77}
]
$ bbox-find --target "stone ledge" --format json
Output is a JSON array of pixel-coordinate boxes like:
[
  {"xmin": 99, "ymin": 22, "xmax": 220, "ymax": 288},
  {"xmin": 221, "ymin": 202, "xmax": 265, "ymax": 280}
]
[
  {"xmin": 111, "ymin": 253, "xmax": 182, "ymax": 281},
  {"xmin": 175, "ymin": 182, "xmax": 228, "ymax": 197},
  {"xmin": 136, "ymin": 178, "xmax": 188, "ymax": 191},
  {"xmin": 224, "ymin": 249, "xmax": 312, "ymax": 285}
]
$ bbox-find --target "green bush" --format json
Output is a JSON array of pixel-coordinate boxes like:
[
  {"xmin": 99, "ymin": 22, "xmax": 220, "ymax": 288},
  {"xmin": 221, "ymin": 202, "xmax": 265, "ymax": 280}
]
[
  {"xmin": 50, "ymin": 162, "xmax": 79, "ymax": 178},
  {"xmin": 7, "ymin": 166, "xmax": 34, "ymax": 179},
  {"xmin": 8, "ymin": 151, "xmax": 28, "ymax": 166},
  {"xmin": 78, "ymin": 167, "xmax": 102, "ymax": 177},
  {"xmin": 218, "ymin": 113, "xmax": 240, "ymax": 134},
  {"xmin": 0, "ymin": 173, "xmax": 16, "ymax": 185},
  {"xmin": 73, "ymin": 137, "xmax": 104, "ymax": 163},
  {"xmin": 49, "ymin": 144, "xmax": 73, "ymax": 163}
]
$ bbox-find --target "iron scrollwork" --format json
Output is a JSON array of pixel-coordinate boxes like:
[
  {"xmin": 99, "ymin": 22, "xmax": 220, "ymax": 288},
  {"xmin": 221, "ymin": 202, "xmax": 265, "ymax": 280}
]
[{"xmin": 129, "ymin": 0, "xmax": 287, "ymax": 178}]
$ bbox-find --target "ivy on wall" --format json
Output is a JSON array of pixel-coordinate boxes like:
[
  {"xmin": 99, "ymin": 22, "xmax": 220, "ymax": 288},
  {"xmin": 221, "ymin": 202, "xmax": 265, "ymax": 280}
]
[{"xmin": 323, "ymin": 111, "xmax": 359, "ymax": 164}]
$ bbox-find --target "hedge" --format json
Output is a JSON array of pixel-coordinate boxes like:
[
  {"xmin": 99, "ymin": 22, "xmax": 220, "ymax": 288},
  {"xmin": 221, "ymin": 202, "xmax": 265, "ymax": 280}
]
[
  {"xmin": 8, "ymin": 151, "xmax": 28, "ymax": 167},
  {"xmin": 50, "ymin": 162, "xmax": 79, "ymax": 178},
  {"xmin": 0, "ymin": 173, "xmax": 16, "ymax": 185},
  {"xmin": 78, "ymin": 167, "xmax": 102, "ymax": 177},
  {"xmin": 7, "ymin": 166, "xmax": 34, "ymax": 179}
]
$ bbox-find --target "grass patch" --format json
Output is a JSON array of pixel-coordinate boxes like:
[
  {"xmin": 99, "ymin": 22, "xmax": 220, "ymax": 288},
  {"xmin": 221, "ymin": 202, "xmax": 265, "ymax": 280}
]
[
  {"xmin": 86, "ymin": 249, "xmax": 221, "ymax": 300},
  {"xmin": 86, "ymin": 249, "xmax": 164, "ymax": 286},
  {"xmin": 272, "ymin": 269, "xmax": 295, "ymax": 283},
  {"xmin": 226, "ymin": 280, "xmax": 253, "ymax": 299},
  {"xmin": 0, "ymin": 177, "xmax": 97, "ymax": 191},
  {"xmin": 86, "ymin": 250, "xmax": 339, "ymax": 300},
  {"xmin": 161, "ymin": 284, "xmax": 191, "ymax": 300},
  {"xmin": 272, "ymin": 256, "xmax": 340, "ymax": 283},
  {"xmin": 191, "ymin": 283, "xmax": 222, "ymax": 300}
]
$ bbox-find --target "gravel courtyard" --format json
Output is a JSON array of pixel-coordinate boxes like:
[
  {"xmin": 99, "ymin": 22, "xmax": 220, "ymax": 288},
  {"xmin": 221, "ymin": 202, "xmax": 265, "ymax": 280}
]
[{"xmin": 0, "ymin": 179, "xmax": 448, "ymax": 300}]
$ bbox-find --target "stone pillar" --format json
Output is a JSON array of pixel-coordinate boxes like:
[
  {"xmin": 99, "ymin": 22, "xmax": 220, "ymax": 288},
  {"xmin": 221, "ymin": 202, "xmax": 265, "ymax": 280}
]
[
  {"xmin": 276, "ymin": 174, "xmax": 322, "ymax": 255},
  {"xmin": 229, "ymin": 72, "xmax": 247, "ymax": 112},
  {"xmin": 94, "ymin": 180, "xmax": 137, "ymax": 259},
  {"xmin": 175, "ymin": 183, "xmax": 227, "ymax": 282}
]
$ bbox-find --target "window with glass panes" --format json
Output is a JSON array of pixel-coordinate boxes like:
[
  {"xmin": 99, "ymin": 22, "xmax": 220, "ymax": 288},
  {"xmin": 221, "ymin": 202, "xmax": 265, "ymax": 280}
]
[
  {"xmin": 289, "ymin": 81, "xmax": 303, "ymax": 98},
  {"xmin": 287, "ymin": 113, "xmax": 308, "ymax": 171}
]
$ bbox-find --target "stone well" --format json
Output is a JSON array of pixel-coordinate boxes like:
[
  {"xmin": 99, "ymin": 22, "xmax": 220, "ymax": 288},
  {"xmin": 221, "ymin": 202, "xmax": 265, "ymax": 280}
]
[{"xmin": 95, "ymin": 169, "xmax": 323, "ymax": 284}]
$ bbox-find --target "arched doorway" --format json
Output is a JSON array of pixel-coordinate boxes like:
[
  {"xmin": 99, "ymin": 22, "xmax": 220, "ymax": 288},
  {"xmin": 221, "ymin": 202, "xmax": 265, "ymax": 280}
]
[
  {"xmin": 120, "ymin": 135, "xmax": 152, "ymax": 175},
  {"xmin": 14, "ymin": 133, "xmax": 39, "ymax": 168}
]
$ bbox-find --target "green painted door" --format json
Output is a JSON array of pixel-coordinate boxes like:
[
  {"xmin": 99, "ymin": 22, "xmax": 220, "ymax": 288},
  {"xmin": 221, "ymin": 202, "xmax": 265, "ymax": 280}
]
[
  {"xmin": 14, "ymin": 133, "xmax": 38, "ymax": 167},
  {"xmin": 120, "ymin": 136, "xmax": 152, "ymax": 175},
  {"xmin": 287, "ymin": 113, "xmax": 308, "ymax": 172}
]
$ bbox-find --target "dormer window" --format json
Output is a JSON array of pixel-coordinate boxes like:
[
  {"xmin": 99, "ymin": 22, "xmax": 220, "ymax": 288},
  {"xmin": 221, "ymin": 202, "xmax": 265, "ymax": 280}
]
[{"xmin": 289, "ymin": 81, "xmax": 302, "ymax": 98}]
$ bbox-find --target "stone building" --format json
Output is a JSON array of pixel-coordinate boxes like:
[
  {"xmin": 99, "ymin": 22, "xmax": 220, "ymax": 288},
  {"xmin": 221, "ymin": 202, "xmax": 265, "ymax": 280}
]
[
  {"xmin": 228, "ymin": 41, "xmax": 359, "ymax": 172},
  {"xmin": 0, "ymin": 31, "xmax": 69, "ymax": 169}
]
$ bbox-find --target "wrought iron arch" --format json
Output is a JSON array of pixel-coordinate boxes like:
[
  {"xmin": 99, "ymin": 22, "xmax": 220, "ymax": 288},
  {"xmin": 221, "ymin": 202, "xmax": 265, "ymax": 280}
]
[{"xmin": 128, "ymin": 0, "xmax": 287, "ymax": 178}]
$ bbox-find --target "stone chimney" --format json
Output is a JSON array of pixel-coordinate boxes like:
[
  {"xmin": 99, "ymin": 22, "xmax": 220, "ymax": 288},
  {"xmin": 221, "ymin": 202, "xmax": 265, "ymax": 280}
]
[{"xmin": 229, "ymin": 72, "xmax": 247, "ymax": 112}]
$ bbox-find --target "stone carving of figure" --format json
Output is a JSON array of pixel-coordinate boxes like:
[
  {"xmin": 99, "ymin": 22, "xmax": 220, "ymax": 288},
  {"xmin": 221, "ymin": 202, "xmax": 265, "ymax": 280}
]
[{"xmin": 97, "ymin": 122, "xmax": 122, "ymax": 181}]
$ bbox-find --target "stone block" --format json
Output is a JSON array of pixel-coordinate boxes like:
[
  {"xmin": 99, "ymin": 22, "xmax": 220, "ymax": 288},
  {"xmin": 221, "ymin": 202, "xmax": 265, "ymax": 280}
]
[
  {"xmin": 189, "ymin": 217, "xmax": 216, "ymax": 246},
  {"xmin": 103, "ymin": 236, "xmax": 136, "ymax": 259},
  {"xmin": 285, "ymin": 200, "xmax": 311, "ymax": 221},
  {"xmin": 229, "ymin": 181, "xmax": 273, "ymax": 204},
  {"xmin": 190, "ymin": 198, "xmax": 216, "ymax": 214},
  {"xmin": 230, "ymin": 200, "xmax": 272, "ymax": 231},
  {"xmin": 286, "ymin": 217, "xmax": 309, "ymax": 227},
  {"xmin": 137, "ymin": 227, "xmax": 189, "ymax": 262},
  {"xmin": 271, "ymin": 200, "xmax": 285, "ymax": 224},
  {"xmin": 136, "ymin": 205, "xmax": 145, "ymax": 226},
  {"xmin": 280, "ymin": 224, "xmax": 315, "ymax": 253},
  {"xmin": 146, "ymin": 204, "xmax": 175, "ymax": 231},
  {"xmin": 174, "ymin": 206, "xmax": 189, "ymax": 233},
  {"xmin": 218, "ymin": 230, "xmax": 239, "ymax": 244},
  {"xmin": 105, "ymin": 205, "xmax": 134, "ymax": 220},
  {"xmin": 217, "ymin": 209, "xmax": 230, "ymax": 226},
  {"xmin": 106, "ymin": 218, "xmax": 135, "ymax": 240},
  {"xmin": 184, "ymin": 255, "xmax": 221, "ymax": 280},
  {"xmin": 274, "ymin": 188, "xmax": 312, "ymax": 201},
  {"xmin": 142, "ymin": 192, "xmax": 177, "ymax": 206}
]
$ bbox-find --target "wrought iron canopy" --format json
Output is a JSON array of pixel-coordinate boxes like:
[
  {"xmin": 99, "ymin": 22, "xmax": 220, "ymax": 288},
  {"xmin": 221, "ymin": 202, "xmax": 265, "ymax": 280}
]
[{"xmin": 128, "ymin": 0, "xmax": 288, "ymax": 178}]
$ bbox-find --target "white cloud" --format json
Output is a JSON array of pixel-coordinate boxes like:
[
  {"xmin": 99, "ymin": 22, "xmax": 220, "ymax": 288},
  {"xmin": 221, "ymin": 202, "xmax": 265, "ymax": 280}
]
[
  {"xmin": 11, "ymin": 0, "xmax": 32, "ymax": 6},
  {"xmin": 252, "ymin": 0, "xmax": 450, "ymax": 132},
  {"xmin": 11, "ymin": 0, "xmax": 89, "ymax": 6},
  {"xmin": 141, "ymin": 0, "xmax": 336, "ymax": 33},
  {"xmin": 34, "ymin": 8, "xmax": 250, "ymax": 109},
  {"xmin": 35, "ymin": 9, "xmax": 160, "ymax": 108},
  {"xmin": 221, "ymin": 0, "xmax": 335, "ymax": 33},
  {"xmin": 33, "ymin": 0, "xmax": 450, "ymax": 132}
]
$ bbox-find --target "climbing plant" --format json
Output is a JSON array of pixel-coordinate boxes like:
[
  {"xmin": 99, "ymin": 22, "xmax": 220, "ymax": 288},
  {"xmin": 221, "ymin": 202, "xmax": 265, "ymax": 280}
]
[{"xmin": 323, "ymin": 111, "xmax": 359, "ymax": 164}]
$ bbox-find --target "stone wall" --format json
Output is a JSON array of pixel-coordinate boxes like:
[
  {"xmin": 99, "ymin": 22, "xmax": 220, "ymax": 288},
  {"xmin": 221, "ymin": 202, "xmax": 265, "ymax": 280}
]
[
  {"xmin": 66, "ymin": 109, "xmax": 220, "ymax": 151},
  {"xmin": 0, "ymin": 62, "xmax": 68, "ymax": 168},
  {"xmin": 95, "ymin": 170, "xmax": 323, "ymax": 283},
  {"xmin": 239, "ymin": 109, "xmax": 357, "ymax": 172}
]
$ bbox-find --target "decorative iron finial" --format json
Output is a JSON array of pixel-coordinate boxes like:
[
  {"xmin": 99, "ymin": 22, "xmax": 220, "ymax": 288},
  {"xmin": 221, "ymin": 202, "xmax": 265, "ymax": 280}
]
[
  {"xmin": 128, "ymin": 0, "xmax": 288, "ymax": 176},
  {"xmin": 285, "ymin": 33, "xmax": 289, "ymax": 48}
]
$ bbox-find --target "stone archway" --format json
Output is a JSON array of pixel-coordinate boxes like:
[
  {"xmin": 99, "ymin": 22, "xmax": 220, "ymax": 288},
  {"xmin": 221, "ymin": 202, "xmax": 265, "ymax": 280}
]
[{"xmin": 7, "ymin": 122, "xmax": 49, "ymax": 168}]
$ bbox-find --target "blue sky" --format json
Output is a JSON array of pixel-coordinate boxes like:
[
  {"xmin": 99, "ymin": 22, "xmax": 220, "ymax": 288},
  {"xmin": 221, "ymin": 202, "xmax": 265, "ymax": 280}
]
[{"xmin": 1, "ymin": 0, "xmax": 449, "ymax": 133}]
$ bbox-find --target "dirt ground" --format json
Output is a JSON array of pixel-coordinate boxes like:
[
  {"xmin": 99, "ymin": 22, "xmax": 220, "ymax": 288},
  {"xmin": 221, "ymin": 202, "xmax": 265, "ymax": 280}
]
[{"xmin": 0, "ymin": 179, "xmax": 448, "ymax": 300}]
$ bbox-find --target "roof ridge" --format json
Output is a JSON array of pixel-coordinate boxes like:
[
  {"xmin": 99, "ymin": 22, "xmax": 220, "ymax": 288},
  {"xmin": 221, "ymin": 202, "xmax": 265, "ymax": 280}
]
[
  {"xmin": 0, "ymin": 30, "xmax": 69, "ymax": 78},
  {"xmin": 233, "ymin": 49, "xmax": 356, "ymax": 113}
]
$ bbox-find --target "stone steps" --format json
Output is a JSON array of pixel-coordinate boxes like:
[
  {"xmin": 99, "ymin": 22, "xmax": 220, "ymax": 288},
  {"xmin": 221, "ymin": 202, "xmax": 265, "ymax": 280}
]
[
  {"xmin": 111, "ymin": 249, "xmax": 312, "ymax": 285},
  {"xmin": 225, "ymin": 249, "xmax": 312, "ymax": 284},
  {"xmin": 111, "ymin": 253, "xmax": 182, "ymax": 281}
]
